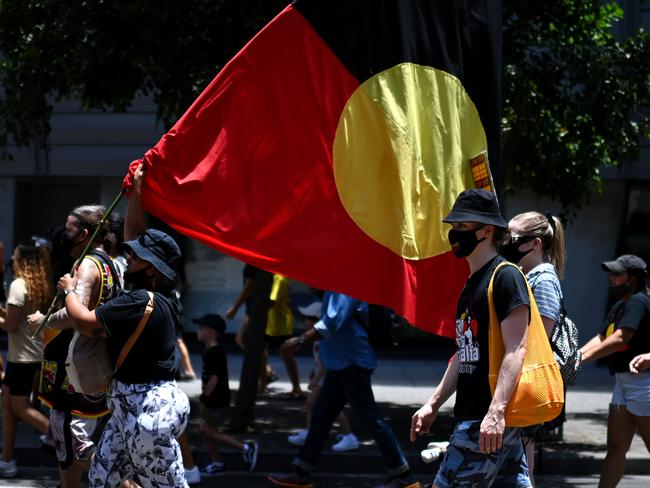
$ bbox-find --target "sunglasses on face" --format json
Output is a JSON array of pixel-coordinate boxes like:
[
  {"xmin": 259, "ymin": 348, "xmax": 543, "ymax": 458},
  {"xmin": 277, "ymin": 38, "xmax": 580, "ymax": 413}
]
[{"xmin": 509, "ymin": 235, "xmax": 535, "ymax": 246}]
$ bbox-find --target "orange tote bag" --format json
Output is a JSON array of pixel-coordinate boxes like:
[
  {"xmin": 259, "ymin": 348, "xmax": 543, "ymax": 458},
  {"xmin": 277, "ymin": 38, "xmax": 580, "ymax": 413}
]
[{"xmin": 487, "ymin": 262, "xmax": 564, "ymax": 427}]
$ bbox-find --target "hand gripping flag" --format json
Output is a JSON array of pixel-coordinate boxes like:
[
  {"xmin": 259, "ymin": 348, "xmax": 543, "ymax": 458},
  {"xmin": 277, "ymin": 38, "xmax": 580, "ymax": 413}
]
[{"xmin": 126, "ymin": 0, "xmax": 502, "ymax": 338}]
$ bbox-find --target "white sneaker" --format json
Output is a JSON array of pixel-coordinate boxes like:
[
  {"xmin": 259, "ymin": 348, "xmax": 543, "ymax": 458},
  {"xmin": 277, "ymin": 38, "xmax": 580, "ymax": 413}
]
[
  {"xmin": 287, "ymin": 429, "xmax": 308, "ymax": 446},
  {"xmin": 185, "ymin": 466, "xmax": 201, "ymax": 485},
  {"xmin": 421, "ymin": 441, "xmax": 449, "ymax": 463},
  {"xmin": 0, "ymin": 459, "xmax": 17, "ymax": 477},
  {"xmin": 331, "ymin": 433, "xmax": 359, "ymax": 452}
]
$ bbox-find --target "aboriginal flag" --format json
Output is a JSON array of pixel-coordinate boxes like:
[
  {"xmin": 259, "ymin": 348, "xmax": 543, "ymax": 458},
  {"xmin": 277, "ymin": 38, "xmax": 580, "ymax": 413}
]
[{"xmin": 130, "ymin": 0, "xmax": 502, "ymax": 338}]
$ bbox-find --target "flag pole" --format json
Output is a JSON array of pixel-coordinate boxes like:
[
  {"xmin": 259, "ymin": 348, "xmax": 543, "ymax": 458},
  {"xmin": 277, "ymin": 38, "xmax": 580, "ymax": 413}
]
[{"xmin": 31, "ymin": 189, "xmax": 125, "ymax": 339}]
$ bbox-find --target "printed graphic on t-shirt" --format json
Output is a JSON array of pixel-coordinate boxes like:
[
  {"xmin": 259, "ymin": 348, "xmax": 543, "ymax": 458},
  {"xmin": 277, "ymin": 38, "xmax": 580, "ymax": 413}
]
[{"xmin": 457, "ymin": 310, "xmax": 479, "ymax": 374}]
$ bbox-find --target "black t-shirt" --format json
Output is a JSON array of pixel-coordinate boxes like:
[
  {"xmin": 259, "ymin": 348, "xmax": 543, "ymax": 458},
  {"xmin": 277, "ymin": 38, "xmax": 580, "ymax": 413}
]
[
  {"xmin": 600, "ymin": 292, "xmax": 650, "ymax": 374},
  {"xmin": 95, "ymin": 289, "xmax": 178, "ymax": 384},
  {"xmin": 454, "ymin": 256, "xmax": 530, "ymax": 421},
  {"xmin": 202, "ymin": 344, "xmax": 231, "ymax": 408}
]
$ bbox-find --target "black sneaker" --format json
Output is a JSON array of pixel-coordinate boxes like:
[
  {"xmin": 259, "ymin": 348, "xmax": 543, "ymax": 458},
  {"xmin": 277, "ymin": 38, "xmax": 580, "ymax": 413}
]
[{"xmin": 242, "ymin": 441, "xmax": 259, "ymax": 471}]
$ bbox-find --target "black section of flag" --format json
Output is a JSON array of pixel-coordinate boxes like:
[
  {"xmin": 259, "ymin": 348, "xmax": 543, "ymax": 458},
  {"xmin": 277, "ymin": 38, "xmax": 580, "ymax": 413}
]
[{"xmin": 292, "ymin": 0, "xmax": 503, "ymax": 190}]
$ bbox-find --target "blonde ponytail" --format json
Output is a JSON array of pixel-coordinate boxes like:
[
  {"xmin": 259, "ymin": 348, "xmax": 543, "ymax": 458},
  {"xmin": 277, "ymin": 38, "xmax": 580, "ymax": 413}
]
[{"xmin": 509, "ymin": 211, "xmax": 567, "ymax": 279}]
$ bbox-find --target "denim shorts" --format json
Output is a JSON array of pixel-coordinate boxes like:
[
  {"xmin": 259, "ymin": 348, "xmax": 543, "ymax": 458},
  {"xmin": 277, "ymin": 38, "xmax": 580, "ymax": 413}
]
[
  {"xmin": 434, "ymin": 420, "xmax": 531, "ymax": 488},
  {"xmin": 611, "ymin": 372, "xmax": 650, "ymax": 416}
]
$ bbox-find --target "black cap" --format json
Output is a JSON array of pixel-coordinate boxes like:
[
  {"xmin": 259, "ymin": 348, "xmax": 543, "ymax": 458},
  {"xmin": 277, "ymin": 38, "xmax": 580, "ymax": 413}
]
[
  {"xmin": 443, "ymin": 189, "xmax": 507, "ymax": 228},
  {"xmin": 122, "ymin": 229, "xmax": 181, "ymax": 282},
  {"xmin": 192, "ymin": 314, "xmax": 227, "ymax": 334},
  {"xmin": 602, "ymin": 255, "xmax": 647, "ymax": 274}
]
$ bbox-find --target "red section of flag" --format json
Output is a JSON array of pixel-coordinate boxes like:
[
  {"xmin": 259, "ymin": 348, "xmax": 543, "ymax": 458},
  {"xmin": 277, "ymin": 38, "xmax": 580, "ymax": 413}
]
[{"xmin": 134, "ymin": 5, "xmax": 468, "ymax": 338}]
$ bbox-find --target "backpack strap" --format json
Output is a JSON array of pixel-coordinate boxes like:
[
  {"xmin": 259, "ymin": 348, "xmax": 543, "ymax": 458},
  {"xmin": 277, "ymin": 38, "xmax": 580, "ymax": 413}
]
[
  {"xmin": 89, "ymin": 249, "xmax": 122, "ymax": 291},
  {"xmin": 113, "ymin": 292, "xmax": 154, "ymax": 374}
]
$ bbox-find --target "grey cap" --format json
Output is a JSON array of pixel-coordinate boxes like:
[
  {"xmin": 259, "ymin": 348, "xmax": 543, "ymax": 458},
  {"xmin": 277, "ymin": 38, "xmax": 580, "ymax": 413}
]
[{"xmin": 601, "ymin": 254, "xmax": 647, "ymax": 274}]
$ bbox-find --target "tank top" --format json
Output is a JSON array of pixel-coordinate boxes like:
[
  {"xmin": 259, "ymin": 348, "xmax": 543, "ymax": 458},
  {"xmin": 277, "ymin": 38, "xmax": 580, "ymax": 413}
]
[{"xmin": 39, "ymin": 250, "xmax": 121, "ymax": 417}]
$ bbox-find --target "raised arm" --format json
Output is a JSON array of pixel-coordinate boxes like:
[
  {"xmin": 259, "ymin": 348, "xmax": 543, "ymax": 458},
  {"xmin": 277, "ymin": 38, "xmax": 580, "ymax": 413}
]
[{"xmin": 124, "ymin": 163, "xmax": 146, "ymax": 241}]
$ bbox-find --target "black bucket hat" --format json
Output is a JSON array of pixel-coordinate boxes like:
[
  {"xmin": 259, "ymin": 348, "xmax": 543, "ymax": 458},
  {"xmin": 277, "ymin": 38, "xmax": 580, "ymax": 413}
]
[
  {"xmin": 122, "ymin": 229, "xmax": 181, "ymax": 282},
  {"xmin": 443, "ymin": 189, "xmax": 507, "ymax": 228},
  {"xmin": 601, "ymin": 254, "xmax": 647, "ymax": 274},
  {"xmin": 191, "ymin": 314, "xmax": 227, "ymax": 334}
]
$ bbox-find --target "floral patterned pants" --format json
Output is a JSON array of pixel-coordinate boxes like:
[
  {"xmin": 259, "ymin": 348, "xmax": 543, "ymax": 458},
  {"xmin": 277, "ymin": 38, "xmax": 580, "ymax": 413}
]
[{"xmin": 88, "ymin": 380, "xmax": 190, "ymax": 488}]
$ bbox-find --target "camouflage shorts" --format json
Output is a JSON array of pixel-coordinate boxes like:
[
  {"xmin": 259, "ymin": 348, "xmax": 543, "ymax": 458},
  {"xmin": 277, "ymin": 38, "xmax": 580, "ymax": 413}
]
[
  {"xmin": 88, "ymin": 380, "xmax": 190, "ymax": 488},
  {"xmin": 434, "ymin": 420, "xmax": 531, "ymax": 488}
]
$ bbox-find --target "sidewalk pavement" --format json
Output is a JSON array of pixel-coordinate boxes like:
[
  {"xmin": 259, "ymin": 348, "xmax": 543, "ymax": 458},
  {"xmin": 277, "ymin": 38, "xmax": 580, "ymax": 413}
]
[
  {"xmin": 176, "ymin": 344, "xmax": 649, "ymax": 477},
  {"xmin": 2, "ymin": 343, "xmax": 648, "ymax": 483}
]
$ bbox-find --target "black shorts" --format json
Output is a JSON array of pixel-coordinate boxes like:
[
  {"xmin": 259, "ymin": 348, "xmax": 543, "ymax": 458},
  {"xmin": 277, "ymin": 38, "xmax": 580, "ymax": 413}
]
[
  {"xmin": 265, "ymin": 334, "xmax": 292, "ymax": 348},
  {"xmin": 201, "ymin": 406, "xmax": 229, "ymax": 429},
  {"xmin": 4, "ymin": 361, "xmax": 40, "ymax": 396}
]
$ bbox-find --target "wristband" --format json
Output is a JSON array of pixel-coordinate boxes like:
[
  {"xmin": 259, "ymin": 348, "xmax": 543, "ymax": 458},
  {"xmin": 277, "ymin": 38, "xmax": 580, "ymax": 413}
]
[{"xmin": 63, "ymin": 288, "xmax": 75, "ymax": 297}]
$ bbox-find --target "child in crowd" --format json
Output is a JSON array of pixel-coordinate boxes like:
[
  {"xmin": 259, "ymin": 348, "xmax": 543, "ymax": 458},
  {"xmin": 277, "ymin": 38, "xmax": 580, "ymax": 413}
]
[{"xmin": 193, "ymin": 314, "xmax": 259, "ymax": 475}]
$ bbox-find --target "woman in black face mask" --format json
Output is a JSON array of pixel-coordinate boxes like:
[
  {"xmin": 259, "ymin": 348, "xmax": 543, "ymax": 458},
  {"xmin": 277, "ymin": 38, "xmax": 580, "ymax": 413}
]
[
  {"xmin": 580, "ymin": 254, "xmax": 650, "ymax": 488},
  {"xmin": 501, "ymin": 212, "xmax": 566, "ymax": 337},
  {"xmin": 501, "ymin": 211, "xmax": 567, "ymax": 484}
]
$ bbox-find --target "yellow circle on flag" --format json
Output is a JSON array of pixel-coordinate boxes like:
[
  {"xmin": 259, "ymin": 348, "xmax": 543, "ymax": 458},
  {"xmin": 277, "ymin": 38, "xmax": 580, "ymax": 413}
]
[{"xmin": 333, "ymin": 63, "xmax": 486, "ymax": 260}]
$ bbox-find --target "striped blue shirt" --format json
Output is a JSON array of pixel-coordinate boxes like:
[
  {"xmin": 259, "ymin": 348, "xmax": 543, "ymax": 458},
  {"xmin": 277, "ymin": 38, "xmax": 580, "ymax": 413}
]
[{"xmin": 526, "ymin": 263, "xmax": 563, "ymax": 323}]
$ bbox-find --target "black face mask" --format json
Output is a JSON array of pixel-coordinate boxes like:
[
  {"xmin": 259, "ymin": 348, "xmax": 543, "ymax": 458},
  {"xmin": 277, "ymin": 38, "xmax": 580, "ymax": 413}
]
[
  {"xmin": 448, "ymin": 226, "xmax": 486, "ymax": 258},
  {"xmin": 610, "ymin": 282, "xmax": 632, "ymax": 300},
  {"xmin": 500, "ymin": 236, "xmax": 535, "ymax": 264},
  {"xmin": 61, "ymin": 230, "xmax": 82, "ymax": 256},
  {"xmin": 123, "ymin": 266, "xmax": 153, "ymax": 290}
]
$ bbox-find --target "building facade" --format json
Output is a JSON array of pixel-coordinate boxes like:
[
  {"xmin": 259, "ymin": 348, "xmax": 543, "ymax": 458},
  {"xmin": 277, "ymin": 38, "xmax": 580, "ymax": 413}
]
[{"xmin": 1, "ymin": 2, "xmax": 648, "ymax": 337}]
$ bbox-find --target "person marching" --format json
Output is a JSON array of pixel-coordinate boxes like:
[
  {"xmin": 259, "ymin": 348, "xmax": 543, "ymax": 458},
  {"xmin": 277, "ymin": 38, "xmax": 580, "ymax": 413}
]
[
  {"xmin": 28, "ymin": 206, "xmax": 120, "ymax": 488},
  {"xmin": 411, "ymin": 189, "xmax": 533, "ymax": 488},
  {"xmin": 60, "ymin": 164, "xmax": 191, "ymax": 488},
  {"xmin": 0, "ymin": 241, "xmax": 52, "ymax": 477},
  {"xmin": 579, "ymin": 255, "xmax": 650, "ymax": 488},
  {"xmin": 192, "ymin": 313, "xmax": 259, "ymax": 476},
  {"xmin": 269, "ymin": 291, "xmax": 420, "ymax": 488},
  {"xmin": 287, "ymin": 295, "xmax": 359, "ymax": 452},
  {"xmin": 500, "ymin": 211, "xmax": 567, "ymax": 485}
]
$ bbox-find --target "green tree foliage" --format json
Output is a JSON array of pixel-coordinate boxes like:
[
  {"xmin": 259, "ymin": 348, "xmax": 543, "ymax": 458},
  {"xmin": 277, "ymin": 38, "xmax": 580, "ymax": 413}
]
[
  {"xmin": 0, "ymin": 0, "xmax": 286, "ymax": 148},
  {"xmin": 1, "ymin": 1, "xmax": 648, "ymax": 214},
  {"xmin": 502, "ymin": 0, "xmax": 650, "ymax": 214}
]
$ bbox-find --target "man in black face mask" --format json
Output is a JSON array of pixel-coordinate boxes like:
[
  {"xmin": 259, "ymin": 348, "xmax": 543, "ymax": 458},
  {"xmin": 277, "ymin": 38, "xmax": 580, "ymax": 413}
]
[
  {"xmin": 579, "ymin": 254, "xmax": 650, "ymax": 488},
  {"xmin": 27, "ymin": 205, "xmax": 120, "ymax": 488},
  {"xmin": 411, "ymin": 189, "xmax": 534, "ymax": 488}
]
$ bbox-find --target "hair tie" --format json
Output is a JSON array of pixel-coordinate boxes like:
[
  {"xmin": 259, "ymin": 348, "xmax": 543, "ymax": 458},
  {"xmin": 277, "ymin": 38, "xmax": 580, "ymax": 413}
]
[{"xmin": 545, "ymin": 211, "xmax": 556, "ymax": 233}]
